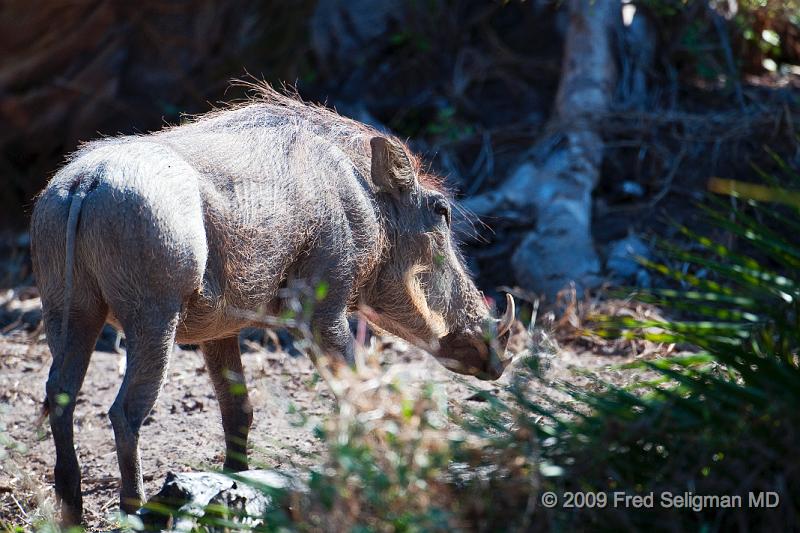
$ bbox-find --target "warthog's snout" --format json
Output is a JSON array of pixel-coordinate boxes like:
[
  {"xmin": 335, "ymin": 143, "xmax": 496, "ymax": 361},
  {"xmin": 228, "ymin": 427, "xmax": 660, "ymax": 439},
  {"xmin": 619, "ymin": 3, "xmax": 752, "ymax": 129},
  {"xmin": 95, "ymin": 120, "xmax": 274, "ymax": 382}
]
[{"xmin": 437, "ymin": 294, "xmax": 518, "ymax": 380}]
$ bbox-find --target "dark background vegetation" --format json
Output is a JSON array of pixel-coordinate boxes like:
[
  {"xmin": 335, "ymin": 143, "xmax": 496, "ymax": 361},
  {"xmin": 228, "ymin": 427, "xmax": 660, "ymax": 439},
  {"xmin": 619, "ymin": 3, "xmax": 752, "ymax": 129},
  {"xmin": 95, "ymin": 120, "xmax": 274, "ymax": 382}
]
[{"xmin": 2, "ymin": 0, "xmax": 799, "ymax": 299}]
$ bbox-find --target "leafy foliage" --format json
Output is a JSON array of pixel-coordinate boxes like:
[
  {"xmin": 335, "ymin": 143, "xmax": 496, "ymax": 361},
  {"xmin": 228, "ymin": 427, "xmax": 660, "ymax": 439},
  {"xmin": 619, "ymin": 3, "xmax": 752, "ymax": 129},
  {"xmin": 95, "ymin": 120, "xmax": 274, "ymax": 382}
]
[{"xmin": 527, "ymin": 161, "xmax": 800, "ymax": 530}]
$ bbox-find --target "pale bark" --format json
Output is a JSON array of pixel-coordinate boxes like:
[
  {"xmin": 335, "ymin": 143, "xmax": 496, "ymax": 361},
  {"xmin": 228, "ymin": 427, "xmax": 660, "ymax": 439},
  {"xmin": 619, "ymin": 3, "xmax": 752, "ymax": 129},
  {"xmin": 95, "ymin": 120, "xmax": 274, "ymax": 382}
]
[
  {"xmin": 464, "ymin": 0, "xmax": 618, "ymax": 298},
  {"xmin": 137, "ymin": 470, "xmax": 304, "ymax": 531}
]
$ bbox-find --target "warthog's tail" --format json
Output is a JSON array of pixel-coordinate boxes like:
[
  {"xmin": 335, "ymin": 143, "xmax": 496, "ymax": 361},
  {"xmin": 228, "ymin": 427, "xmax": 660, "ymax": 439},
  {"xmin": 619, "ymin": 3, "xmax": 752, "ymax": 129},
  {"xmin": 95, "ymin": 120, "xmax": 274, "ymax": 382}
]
[{"xmin": 60, "ymin": 187, "xmax": 87, "ymax": 343}]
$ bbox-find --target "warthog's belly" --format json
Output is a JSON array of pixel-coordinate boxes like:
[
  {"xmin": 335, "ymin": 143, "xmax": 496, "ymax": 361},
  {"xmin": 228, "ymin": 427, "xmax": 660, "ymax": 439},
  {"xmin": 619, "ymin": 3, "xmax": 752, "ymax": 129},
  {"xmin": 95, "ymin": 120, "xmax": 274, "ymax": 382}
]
[
  {"xmin": 174, "ymin": 291, "xmax": 263, "ymax": 344},
  {"xmin": 105, "ymin": 291, "xmax": 277, "ymax": 346}
]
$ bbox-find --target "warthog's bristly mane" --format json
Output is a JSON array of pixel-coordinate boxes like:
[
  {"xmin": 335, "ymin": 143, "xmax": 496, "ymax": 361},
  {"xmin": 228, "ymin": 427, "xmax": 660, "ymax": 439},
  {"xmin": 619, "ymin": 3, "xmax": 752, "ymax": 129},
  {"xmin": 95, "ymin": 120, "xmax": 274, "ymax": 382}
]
[{"xmin": 207, "ymin": 80, "xmax": 446, "ymax": 194}]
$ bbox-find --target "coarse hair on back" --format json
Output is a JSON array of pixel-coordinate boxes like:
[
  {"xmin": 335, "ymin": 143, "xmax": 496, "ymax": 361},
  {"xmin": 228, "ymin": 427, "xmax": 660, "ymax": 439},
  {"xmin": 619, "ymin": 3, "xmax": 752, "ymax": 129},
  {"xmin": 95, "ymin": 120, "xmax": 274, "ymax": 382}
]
[{"xmin": 215, "ymin": 80, "xmax": 446, "ymax": 194}]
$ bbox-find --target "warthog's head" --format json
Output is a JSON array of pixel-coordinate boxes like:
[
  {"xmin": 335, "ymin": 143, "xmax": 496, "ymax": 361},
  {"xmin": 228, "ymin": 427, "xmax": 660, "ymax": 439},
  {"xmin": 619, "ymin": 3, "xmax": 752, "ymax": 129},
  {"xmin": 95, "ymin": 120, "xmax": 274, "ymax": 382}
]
[{"xmin": 364, "ymin": 136, "xmax": 521, "ymax": 380}]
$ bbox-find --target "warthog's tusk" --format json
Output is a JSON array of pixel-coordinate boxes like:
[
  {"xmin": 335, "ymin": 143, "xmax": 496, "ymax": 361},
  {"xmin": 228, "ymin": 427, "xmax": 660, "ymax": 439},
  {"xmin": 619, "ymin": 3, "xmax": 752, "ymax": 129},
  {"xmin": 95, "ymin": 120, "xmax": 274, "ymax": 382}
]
[{"xmin": 498, "ymin": 293, "xmax": 515, "ymax": 336}]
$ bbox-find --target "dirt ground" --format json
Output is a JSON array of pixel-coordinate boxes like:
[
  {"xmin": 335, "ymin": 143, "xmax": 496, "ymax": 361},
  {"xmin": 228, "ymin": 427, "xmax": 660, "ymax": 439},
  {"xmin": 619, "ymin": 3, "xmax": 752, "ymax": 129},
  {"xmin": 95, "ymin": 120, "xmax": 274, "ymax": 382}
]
[{"xmin": 0, "ymin": 291, "xmax": 652, "ymax": 532}]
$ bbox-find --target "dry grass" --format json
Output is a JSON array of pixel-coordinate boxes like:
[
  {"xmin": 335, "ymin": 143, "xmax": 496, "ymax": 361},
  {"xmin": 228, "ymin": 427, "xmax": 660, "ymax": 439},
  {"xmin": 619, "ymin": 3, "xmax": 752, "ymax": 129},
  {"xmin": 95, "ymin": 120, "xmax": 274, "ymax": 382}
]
[{"xmin": 0, "ymin": 278, "xmax": 681, "ymax": 532}]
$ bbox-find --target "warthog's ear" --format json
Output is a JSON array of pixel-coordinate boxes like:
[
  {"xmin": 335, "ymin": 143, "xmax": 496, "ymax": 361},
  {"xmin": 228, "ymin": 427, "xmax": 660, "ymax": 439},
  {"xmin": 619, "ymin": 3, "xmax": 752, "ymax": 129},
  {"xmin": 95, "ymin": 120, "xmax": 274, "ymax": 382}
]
[{"xmin": 370, "ymin": 136, "xmax": 417, "ymax": 195}]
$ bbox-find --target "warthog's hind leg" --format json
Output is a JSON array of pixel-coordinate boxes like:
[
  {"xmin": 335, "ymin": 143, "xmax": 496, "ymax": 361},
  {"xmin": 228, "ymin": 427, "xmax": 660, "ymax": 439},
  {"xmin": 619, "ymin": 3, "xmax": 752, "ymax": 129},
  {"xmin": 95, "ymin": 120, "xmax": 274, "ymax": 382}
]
[
  {"xmin": 43, "ymin": 301, "xmax": 107, "ymax": 526},
  {"xmin": 108, "ymin": 305, "xmax": 180, "ymax": 515},
  {"xmin": 201, "ymin": 336, "xmax": 253, "ymax": 472}
]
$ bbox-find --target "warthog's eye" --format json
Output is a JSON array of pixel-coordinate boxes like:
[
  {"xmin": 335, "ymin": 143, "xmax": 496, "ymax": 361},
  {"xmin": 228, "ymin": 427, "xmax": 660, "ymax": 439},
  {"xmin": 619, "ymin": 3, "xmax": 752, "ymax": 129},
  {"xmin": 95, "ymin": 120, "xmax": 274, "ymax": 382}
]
[{"xmin": 433, "ymin": 198, "xmax": 451, "ymax": 226}]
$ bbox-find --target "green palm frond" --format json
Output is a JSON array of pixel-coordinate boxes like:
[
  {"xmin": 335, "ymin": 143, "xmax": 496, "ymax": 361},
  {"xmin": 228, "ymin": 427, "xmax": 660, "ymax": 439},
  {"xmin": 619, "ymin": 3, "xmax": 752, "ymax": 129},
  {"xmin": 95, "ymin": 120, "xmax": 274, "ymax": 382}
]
[{"xmin": 459, "ymin": 151, "xmax": 800, "ymax": 530}]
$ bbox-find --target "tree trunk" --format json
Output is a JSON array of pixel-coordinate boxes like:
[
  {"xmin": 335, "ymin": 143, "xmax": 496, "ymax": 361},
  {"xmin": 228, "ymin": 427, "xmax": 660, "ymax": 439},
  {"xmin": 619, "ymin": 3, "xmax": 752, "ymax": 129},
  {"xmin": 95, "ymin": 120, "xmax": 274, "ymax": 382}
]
[{"xmin": 463, "ymin": 0, "xmax": 618, "ymax": 299}]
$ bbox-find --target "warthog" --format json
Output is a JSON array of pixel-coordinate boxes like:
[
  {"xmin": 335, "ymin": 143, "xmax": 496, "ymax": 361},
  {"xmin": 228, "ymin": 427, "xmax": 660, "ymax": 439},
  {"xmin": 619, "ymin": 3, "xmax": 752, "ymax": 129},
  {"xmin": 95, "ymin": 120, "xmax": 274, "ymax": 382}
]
[{"xmin": 31, "ymin": 85, "xmax": 521, "ymax": 524}]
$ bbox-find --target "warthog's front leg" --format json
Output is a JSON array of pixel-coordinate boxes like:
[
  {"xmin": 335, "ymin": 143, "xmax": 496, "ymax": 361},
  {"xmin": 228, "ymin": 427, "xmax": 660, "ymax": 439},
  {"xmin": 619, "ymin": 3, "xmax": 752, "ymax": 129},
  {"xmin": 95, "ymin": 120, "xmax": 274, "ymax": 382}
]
[
  {"xmin": 201, "ymin": 336, "xmax": 253, "ymax": 472},
  {"xmin": 298, "ymin": 247, "xmax": 357, "ymax": 366},
  {"xmin": 312, "ymin": 308, "xmax": 356, "ymax": 365}
]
